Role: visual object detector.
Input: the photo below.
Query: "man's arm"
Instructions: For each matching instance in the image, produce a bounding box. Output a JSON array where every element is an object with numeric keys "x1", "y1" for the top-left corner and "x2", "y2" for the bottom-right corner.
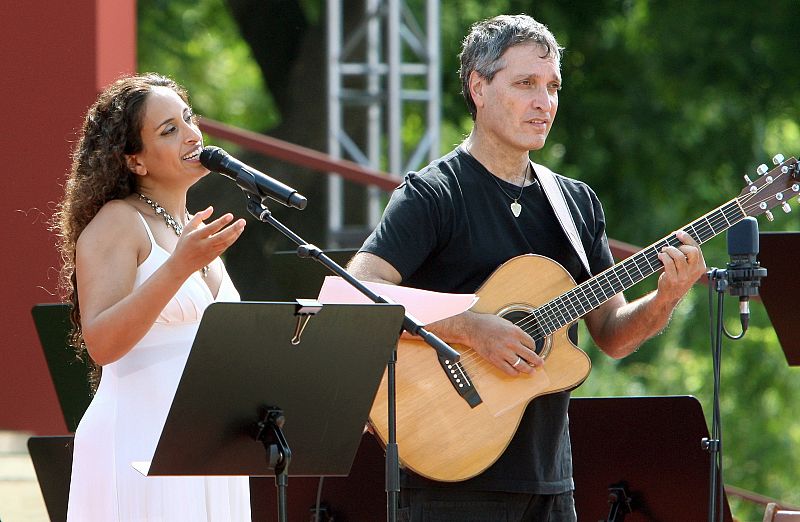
[
  {"x1": 584, "y1": 230, "x2": 706, "y2": 358},
  {"x1": 347, "y1": 252, "x2": 544, "y2": 375},
  {"x1": 347, "y1": 252, "x2": 403, "y2": 285}
]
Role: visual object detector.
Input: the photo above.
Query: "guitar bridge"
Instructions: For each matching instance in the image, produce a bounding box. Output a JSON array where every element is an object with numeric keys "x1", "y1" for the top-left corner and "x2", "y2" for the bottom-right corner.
[{"x1": 438, "y1": 356, "x2": 482, "y2": 408}]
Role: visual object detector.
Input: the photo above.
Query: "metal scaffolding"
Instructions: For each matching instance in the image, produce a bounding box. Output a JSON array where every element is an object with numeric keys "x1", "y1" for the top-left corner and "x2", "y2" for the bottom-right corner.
[{"x1": 326, "y1": 0, "x2": 440, "y2": 247}]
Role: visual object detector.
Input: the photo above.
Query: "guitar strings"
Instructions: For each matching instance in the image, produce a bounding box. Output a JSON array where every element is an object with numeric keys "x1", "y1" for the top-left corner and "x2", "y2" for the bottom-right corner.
[{"x1": 508, "y1": 181, "x2": 792, "y2": 340}]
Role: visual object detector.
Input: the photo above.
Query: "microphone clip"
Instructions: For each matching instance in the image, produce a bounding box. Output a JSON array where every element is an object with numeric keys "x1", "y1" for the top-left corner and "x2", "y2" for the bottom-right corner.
[{"x1": 724, "y1": 264, "x2": 768, "y2": 299}]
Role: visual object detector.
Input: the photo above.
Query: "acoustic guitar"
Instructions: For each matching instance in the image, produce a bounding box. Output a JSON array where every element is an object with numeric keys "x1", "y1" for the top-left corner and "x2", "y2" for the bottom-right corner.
[{"x1": 369, "y1": 155, "x2": 799, "y2": 482}]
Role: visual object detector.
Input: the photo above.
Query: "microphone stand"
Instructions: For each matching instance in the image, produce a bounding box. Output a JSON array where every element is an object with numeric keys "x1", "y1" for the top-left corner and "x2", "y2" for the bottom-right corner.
[
  {"x1": 704, "y1": 263, "x2": 766, "y2": 522},
  {"x1": 243, "y1": 193, "x2": 460, "y2": 522},
  {"x1": 704, "y1": 268, "x2": 728, "y2": 522}
]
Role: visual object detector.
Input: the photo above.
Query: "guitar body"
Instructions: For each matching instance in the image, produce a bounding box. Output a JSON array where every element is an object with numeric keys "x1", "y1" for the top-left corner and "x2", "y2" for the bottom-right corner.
[{"x1": 368, "y1": 254, "x2": 592, "y2": 482}]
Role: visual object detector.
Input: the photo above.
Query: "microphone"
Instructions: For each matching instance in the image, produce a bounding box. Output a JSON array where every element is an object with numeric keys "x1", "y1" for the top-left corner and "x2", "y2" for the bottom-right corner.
[
  {"x1": 199, "y1": 146, "x2": 307, "y2": 210},
  {"x1": 725, "y1": 217, "x2": 767, "y2": 331}
]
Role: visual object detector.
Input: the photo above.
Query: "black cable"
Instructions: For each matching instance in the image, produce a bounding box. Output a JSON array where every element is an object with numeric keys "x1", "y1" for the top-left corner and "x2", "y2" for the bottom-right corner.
[{"x1": 706, "y1": 274, "x2": 725, "y2": 522}]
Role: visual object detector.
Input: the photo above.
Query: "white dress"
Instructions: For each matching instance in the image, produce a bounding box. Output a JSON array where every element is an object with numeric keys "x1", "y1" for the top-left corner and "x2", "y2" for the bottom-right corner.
[{"x1": 66, "y1": 214, "x2": 251, "y2": 522}]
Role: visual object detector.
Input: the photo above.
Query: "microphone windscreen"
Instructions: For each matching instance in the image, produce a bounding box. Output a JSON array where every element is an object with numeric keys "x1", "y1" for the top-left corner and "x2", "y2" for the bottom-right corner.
[
  {"x1": 727, "y1": 217, "x2": 759, "y2": 256},
  {"x1": 199, "y1": 146, "x2": 227, "y2": 171}
]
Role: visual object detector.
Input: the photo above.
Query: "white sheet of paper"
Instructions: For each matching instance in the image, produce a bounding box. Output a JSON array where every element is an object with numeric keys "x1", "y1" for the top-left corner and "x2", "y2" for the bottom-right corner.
[
  {"x1": 131, "y1": 461, "x2": 151, "y2": 476},
  {"x1": 317, "y1": 276, "x2": 478, "y2": 325}
]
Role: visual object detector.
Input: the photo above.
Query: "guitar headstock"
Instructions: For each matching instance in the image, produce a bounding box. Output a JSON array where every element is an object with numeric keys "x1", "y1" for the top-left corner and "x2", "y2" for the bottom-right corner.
[{"x1": 739, "y1": 154, "x2": 800, "y2": 221}]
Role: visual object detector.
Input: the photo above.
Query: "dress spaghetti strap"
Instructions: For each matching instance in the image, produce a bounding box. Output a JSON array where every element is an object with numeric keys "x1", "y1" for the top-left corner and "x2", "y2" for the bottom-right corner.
[{"x1": 136, "y1": 212, "x2": 157, "y2": 248}]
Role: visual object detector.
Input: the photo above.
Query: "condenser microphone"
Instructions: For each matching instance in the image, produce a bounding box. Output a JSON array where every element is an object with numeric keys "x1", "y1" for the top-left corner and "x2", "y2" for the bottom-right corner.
[
  {"x1": 199, "y1": 146, "x2": 307, "y2": 210},
  {"x1": 726, "y1": 217, "x2": 767, "y2": 331}
]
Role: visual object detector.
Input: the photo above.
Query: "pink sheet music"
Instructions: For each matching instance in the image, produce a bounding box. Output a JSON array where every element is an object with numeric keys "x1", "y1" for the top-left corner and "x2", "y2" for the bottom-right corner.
[{"x1": 317, "y1": 276, "x2": 478, "y2": 325}]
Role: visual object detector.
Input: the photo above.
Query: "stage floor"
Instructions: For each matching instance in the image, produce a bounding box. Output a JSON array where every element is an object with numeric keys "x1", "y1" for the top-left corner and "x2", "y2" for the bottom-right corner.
[{"x1": 0, "y1": 430, "x2": 48, "y2": 522}]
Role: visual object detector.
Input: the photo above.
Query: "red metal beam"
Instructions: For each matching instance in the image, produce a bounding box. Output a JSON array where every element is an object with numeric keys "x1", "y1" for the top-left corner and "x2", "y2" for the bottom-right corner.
[
  {"x1": 725, "y1": 484, "x2": 800, "y2": 511},
  {"x1": 199, "y1": 118, "x2": 404, "y2": 191},
  {"x1": 608, "y1": 238, "x2": 638, "y2": 260}
]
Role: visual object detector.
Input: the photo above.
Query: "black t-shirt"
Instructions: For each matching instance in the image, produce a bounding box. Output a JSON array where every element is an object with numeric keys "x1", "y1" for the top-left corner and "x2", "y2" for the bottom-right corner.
[{"x1": 360, "y1": 146, "x2": 615, "y2": 494}]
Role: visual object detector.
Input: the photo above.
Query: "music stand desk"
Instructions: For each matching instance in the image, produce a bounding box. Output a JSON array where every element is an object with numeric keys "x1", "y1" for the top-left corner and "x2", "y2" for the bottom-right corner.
[
  {"x1": 570, "y1": 395, "x2": 732, "y2": 521},
  {"x1": 27, "y1": 435, "x2": 74, "y2": 522},
  {"x1": 759, "y1": 232, "x2": 800, "y2": 366},
  {"x1": 31, "y1": 304, "x2": 92, "y2": 433},
  {"x1": 134, "y1": 301, "x2": 404, "y2": 478}
]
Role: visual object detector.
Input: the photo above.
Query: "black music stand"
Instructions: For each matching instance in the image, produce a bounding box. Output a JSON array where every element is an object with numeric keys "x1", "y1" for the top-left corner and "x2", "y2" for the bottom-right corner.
[
  {"x1": 28, "y1": 306, "x2": 86, "y2": 522},
  {"x1": 31, "y1": 304, "x2": 92, "y2": 432},
  {"x1": 132, "y1": 301, "x2": 404, "y2": 521},
  {"x1": 569, "y1": 396, "x2": 733, "y2": 522},
  {"x1": 26, "y1": 435, "x2": 74, "y2": 522},
  {"x1": 759, "y1": 232, "x2": 800, "y2": 366}
]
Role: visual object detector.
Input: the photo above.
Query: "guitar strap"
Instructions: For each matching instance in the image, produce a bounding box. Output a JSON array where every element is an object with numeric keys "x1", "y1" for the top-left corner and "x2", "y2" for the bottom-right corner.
[{"x1": 532, "y1": 161, "x2": 593, "y2": 276}]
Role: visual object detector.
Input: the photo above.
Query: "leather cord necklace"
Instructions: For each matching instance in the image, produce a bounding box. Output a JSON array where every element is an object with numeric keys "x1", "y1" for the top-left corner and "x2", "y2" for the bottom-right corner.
[{"x1": 489, "y1": 165, "x2": 532, "y2": 218}]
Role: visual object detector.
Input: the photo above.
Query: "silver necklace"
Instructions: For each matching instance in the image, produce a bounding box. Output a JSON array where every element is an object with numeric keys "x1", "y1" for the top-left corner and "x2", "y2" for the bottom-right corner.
[
  {"x1": 490, "y1": 166, "x2": 530, "y2": 218},
  {"x1": 136, "y1": 193, "x2": 209, "y2": 277}
]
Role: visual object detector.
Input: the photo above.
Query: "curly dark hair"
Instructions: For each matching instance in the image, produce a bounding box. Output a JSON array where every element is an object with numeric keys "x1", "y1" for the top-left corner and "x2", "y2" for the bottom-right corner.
[{"x1": 51, "y1": 73, "x2": 190, "y2": 389}]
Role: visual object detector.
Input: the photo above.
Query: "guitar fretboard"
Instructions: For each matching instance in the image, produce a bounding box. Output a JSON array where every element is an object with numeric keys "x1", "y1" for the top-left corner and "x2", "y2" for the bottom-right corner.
[{"x1": 524, "y1": 198, "x2": 746, "y2": 340}]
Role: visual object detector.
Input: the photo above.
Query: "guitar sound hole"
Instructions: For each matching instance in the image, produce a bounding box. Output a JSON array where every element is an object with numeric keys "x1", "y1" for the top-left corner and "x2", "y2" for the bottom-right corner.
[{"x1": 501, "y1": 310, "x2": 546, "y2": 355}]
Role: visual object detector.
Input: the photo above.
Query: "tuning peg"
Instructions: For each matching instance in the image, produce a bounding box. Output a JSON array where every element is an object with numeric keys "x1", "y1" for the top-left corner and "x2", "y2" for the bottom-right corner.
[
  {"x1": 782, "y1": 202, "x2": 792, "y2": 213},
  {"x1": 773, "y1": 153, "x2": 785, "y2": 165},
  {"x1": 765, "y1": 210, "x2": 774, "y2": 221},
  {"x1": 744, "y1": 174, "x2": 753, "y2": 185},
  {"x1": 757, "y1": 163, "x2": 769, "y2": 176}
]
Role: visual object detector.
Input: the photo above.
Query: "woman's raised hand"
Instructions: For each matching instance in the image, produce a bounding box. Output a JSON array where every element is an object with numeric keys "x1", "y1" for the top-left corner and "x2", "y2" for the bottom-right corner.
[{"x1": 172, "y1": 206, "x2": 246, "y2": 277}]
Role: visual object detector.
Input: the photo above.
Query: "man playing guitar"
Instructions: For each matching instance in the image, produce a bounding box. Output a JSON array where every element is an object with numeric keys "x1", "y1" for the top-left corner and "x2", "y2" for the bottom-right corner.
[{"x1": 348, "y1": 14, "x2": 706, "y2": 522}]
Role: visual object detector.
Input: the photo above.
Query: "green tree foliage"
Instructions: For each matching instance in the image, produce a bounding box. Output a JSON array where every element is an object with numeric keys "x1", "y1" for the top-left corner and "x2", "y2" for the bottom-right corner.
[
  {"x1": 137, "y1": 0, "x2": 277, "y2": 130},
  {"x1": 137, "y1": 1, "x2": 800, "y2": 518}
]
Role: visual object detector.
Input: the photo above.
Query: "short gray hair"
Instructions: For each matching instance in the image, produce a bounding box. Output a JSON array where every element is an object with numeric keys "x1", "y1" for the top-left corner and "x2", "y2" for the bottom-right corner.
[{"x1": 458, "y1": 14, "x2": 564, "y2": 120}]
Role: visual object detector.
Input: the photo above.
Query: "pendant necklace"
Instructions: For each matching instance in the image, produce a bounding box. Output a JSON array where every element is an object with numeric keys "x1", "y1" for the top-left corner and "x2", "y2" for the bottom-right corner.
[
  {"x1": 490, "y1": 165, "x2": 530, "y2": 218},
  {"x1": 136, "y1": 193, "x2": 209, "y2": 277}
]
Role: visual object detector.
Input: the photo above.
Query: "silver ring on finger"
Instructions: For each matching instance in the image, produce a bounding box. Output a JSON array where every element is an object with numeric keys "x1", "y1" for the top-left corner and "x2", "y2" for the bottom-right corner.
[{"x1": 511, "y1": 356, "x2": 523, "y2": 368}]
